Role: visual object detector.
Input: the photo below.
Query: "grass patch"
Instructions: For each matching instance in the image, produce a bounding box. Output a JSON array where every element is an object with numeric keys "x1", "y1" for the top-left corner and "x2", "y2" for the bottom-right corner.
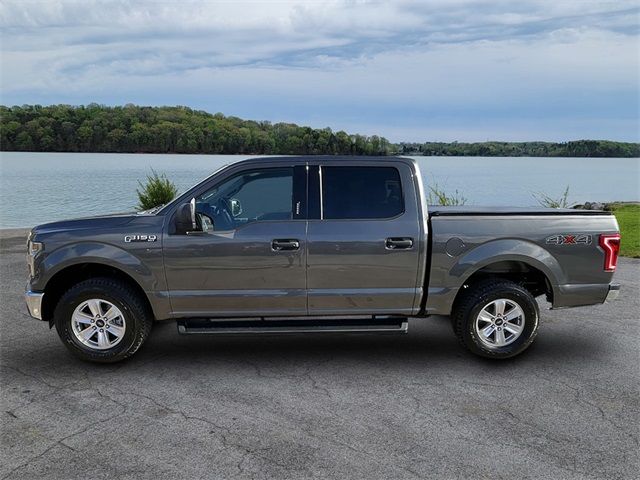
[
  {"x1": 609, "y1": 203, "x2": 640, "y2": 258},
  {"x1": 427, "y1": 182, "x2": 468, "y2": 206}
]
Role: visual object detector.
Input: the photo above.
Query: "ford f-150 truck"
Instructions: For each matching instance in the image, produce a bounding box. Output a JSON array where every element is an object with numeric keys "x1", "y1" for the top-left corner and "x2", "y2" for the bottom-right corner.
[{"x1": 25, "y1": 156, "x2": 621, "y2": 363}]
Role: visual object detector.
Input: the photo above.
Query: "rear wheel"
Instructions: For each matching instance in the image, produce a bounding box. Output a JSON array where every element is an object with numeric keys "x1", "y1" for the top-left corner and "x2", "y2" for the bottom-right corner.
[
  {"x1": 452, "y1": 279, "x2": 539, "y2": 359},
  {"x1": 54, "y1": 278, "x2": 153, "y2": 363}
]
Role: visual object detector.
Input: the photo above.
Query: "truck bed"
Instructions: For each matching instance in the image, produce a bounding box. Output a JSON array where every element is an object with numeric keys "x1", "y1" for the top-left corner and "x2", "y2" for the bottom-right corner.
[
  {"x1": 428, "y1": 206, "x2": 614, "y2": 216},
  {"x1": 425, "y1": 205, "x2": 618, "y2": 315}
]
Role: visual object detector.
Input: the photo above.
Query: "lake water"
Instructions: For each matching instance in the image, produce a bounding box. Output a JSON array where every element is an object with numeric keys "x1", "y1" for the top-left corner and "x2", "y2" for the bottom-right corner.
[{"x1": 1, "y1": 152, "x2": 638, "y2": 228}]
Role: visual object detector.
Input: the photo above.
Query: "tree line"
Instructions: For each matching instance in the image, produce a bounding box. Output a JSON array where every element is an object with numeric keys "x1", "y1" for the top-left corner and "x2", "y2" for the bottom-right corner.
[
  {"x1": 0, "y1": 104, "x2": 391, "y2": 155},
  {"x1": 1, "y1": 104, "x2": 638, "y2": 157},
  {"x1": 396, "y1": 140, "x2": 640, "y2": 158}
]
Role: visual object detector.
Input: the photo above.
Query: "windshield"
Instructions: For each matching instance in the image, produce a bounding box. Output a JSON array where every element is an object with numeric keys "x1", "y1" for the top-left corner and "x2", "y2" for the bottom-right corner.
[{"x1": 156, "y1": 161, "x2": 235, "y2": 215}]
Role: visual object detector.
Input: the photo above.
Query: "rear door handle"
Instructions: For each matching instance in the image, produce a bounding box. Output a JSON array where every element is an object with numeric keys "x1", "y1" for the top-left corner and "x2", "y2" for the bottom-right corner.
[
  {"x1": 272, "y1": 239, "x2": 300, "y2": 251},
  {"x1": 385, "y1": 237, "x2": 414, "y2": 250}
]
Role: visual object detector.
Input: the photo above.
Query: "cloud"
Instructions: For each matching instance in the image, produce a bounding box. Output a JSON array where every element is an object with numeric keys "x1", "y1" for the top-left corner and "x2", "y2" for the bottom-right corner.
[{"x1": 1, "y1": 0, "x2": 638, "y2": 141}]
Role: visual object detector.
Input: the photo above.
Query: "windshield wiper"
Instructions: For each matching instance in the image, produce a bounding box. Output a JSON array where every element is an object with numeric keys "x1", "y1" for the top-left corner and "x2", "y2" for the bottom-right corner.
[{"x1": 139, "y1": 204, "x2": 165, "y2": 214}]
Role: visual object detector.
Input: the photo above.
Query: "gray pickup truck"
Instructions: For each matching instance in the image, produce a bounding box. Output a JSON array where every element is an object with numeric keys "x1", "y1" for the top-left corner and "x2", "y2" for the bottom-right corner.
[{"x1": 25, "y1": 156, "x2": 621, "y2": 363}]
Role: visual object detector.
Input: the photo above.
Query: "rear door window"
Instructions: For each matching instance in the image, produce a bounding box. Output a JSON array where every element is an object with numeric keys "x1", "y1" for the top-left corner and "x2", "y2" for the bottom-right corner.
[{"x1": 321, "y1": 166, "x2": 404, "y2": 219}]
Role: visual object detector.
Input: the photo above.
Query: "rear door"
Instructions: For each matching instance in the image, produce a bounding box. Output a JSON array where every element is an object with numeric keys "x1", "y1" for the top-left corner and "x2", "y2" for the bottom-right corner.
[{"x1": 306, "y1": 161, "x2": 423, "y2": 315}]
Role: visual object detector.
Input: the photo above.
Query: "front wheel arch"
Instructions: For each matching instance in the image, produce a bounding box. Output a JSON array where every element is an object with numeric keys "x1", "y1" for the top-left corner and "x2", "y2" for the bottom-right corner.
[{"x1": 42, "y1": 263, "x2": 154, "y2": 325}]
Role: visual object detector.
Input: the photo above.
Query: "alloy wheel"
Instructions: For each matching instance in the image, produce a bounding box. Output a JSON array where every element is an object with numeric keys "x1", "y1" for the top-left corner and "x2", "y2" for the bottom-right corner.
[
  {"x1": 71, "y1": 299, "x2": 126, "y2": 350},
  {"x1": 474, "y1": 298, "x2": 525, "y2": 349}
]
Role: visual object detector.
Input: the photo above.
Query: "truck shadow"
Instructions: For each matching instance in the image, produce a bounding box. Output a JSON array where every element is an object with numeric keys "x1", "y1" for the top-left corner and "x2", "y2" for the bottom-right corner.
[
  {"x1": 1, "y1": 314, "x2": 607, "y2": 382},
  {"x1": 130, "y1": 316, "x2": 607, "y2": 370}
]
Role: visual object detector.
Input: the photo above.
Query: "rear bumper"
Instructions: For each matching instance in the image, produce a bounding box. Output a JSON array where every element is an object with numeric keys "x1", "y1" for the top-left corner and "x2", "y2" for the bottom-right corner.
[
  {"x1": 25, "y1": 290, "x2": 45, "y2": 320},
  {"x1": 552, "y1": 283, "x2": 619, "y2": 309},
  {"x1": 604, "y1": 284, "x2": 620, "y2": 303}
]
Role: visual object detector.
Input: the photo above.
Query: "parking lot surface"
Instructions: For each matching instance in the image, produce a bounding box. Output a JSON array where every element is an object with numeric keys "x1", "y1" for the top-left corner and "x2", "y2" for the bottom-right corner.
[{"x1": 1, "y1": 229, "x2": 638, "y2": 479}]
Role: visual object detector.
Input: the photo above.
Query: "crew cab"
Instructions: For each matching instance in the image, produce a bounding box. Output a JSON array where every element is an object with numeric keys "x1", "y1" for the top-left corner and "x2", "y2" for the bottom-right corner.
[{"x1": 25, "y1": 156, "x2": 621, "y2": 362}]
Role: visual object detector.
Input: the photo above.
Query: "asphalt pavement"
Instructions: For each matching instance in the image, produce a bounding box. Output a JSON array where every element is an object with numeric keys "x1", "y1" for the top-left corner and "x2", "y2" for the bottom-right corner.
[{"x1": 1, "y1": 229, "x2": 638, "y2": 479}]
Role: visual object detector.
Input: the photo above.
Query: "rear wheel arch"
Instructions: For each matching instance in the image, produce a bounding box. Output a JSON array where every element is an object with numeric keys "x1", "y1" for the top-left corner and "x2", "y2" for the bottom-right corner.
[
  {"x1": 42, "y1": 262, "x2": 154, "y2": 324},
  {"x1": 452, "y1": 259, "x2": 554, "y2": 314},
  {"x1": 448, "y1": 239, "x2": 563, "y2": 292}
]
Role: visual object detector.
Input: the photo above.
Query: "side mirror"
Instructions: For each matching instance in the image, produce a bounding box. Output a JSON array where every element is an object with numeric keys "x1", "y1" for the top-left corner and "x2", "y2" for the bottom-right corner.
[
  {"x1": 230, "y1": 198, "x2": 243, "y2": 217},
  {"x1": 175, "y1": 199, "x2": 196, "y2": 234},
  {"x1": 189, "y1": 197, "x2": 197, "y2": 228}
]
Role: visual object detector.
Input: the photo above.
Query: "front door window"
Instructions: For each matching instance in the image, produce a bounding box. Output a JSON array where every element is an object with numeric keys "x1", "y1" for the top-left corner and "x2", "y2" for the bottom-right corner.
[{"x1": 195, "y1": 168, "x2": 293, "y2": 231}]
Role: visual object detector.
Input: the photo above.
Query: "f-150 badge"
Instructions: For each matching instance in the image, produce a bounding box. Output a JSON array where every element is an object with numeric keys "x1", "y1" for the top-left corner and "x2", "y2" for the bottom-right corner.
[
  {"x1": 546, "y1": 234, "x2": 592, "y2": 245},
  {"x1": 124, "y1": 234, "x2": 157, "y2": 243}
]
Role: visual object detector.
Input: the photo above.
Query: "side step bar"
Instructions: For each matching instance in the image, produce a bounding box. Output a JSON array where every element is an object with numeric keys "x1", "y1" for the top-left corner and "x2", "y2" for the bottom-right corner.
[{"x1": 177, "y1": 317, "x2": 409, "y2": 335}]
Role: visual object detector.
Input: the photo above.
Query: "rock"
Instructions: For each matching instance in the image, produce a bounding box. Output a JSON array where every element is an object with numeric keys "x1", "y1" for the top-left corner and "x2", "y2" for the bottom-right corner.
[{"x1": 579, "y1": 202, "x2": 605, "y2": 210}]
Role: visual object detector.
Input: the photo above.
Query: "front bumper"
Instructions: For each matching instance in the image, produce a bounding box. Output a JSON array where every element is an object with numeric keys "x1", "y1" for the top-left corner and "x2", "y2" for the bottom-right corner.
[
  {"x1": 605, "y1": 284, "x2": 620, "y2": 303},
  {"x1": 25, "y1": 290, "x2": 45, "y2": 320}
]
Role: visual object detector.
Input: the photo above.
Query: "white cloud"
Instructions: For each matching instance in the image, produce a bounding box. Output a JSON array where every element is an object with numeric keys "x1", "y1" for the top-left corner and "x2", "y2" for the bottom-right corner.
[{"x1": 1, "y1": 0, "x2": 638, "y2": 141}]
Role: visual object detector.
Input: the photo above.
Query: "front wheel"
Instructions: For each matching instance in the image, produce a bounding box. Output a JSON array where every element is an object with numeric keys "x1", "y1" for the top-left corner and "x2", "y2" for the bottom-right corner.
[
  {"x1": 452, "y1": 279, "x2": 539, "y2": 359},
  {"x1": 54, "y1": 278, "x2": 153, "y2": 363}
]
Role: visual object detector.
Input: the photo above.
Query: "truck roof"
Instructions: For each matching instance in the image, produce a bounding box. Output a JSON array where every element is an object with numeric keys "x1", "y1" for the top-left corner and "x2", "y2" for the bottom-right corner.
[{"x1": 233, "y1": 155, "x2": 417, "y2": 165}]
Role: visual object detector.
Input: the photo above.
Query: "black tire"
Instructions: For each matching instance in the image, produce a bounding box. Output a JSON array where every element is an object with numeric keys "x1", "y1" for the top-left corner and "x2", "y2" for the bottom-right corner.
[
  {"x1": 452, "y1": 279, "x2": 539, "y2": 359},
  {"x1": 54, "y1": 277, "x2": 153, "y2": 363}
]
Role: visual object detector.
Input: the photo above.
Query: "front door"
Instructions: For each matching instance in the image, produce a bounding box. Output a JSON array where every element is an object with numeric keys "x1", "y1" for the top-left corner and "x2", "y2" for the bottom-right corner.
[
  {"x1": 306, "y1": 162, "x2": 422, "y2": 316},
  {"x1": 163, "y1": 164, "x2": 307, "y2": 317}
]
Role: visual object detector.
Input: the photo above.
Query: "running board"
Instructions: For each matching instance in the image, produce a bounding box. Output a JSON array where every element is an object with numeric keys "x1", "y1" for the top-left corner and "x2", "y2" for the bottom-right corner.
[{"x1": 177, "y1": 317, "x2": 409, "y2": 335}]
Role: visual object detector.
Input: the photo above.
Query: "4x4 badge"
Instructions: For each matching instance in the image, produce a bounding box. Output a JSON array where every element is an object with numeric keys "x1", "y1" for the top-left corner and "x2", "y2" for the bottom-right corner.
[{"x1": 546, "y1": 234, "x2": 592, "y2": 245}]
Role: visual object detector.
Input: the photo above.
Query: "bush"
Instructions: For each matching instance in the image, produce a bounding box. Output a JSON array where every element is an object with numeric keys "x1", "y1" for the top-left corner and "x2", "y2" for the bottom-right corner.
[
  {"x1": 427, "y1": 182, "x2": 468, "y2": 206},
  {"x1": 136, "y1": 170, "x2": 178, "y2": 210},
  {"x1": 532, "y1": 185, "x2": 571, "y2": 208}
]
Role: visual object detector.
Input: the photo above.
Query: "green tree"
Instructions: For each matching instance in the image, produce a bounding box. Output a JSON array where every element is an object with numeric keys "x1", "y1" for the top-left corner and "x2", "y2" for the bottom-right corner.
[
  {"x1": 136, "y1": 170, "x2": 178, "y2": 210},
  {"x1": 15, "y1": 131, "x2": 34, "y2": 150}
]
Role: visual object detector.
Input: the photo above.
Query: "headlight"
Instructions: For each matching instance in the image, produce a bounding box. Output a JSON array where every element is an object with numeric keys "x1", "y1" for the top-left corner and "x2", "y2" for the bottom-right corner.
[
  {"x1": 28, "y1": 240, "x2": 44, "y2": 256},
  {"x1": 27, "y1": 240, "x2": 44, "y2": 277}
]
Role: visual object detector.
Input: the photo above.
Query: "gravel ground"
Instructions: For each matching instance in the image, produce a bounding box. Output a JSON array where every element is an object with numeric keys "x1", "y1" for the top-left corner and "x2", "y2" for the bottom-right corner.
[{"x1": 1, "y1": 229, "x2": 638, "y2": 479}]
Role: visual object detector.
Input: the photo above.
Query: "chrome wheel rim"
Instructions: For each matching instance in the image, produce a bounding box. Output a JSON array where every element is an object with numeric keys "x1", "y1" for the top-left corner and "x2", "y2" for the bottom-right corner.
[
  {"x1": 71, "y1": 299, "x2": 126, "y2": 350},
  {"x1": 474, "y1": 299, "x2": 525, "y2": 349}
]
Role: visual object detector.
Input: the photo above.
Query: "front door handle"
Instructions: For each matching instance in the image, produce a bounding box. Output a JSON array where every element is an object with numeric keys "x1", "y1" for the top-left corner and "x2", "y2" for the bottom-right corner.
[
  {"x1": 272, "y1": 239, "x2": 300, "y2": 251},
  {"x1": 385, "y1": 237, "x2": 414, "y2": 250}
]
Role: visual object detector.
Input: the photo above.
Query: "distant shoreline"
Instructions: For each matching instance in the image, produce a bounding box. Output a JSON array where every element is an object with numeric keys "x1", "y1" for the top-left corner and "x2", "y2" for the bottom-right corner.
[
  {"x1": 1, "y1": 151, "x2": 639, "y2": 159},
  {"x1": 2, "y1": 104, "x2": 639, "y2": 158},
  {"x1": 0, "y1": 228, "x2": 30, "y2": 239}
]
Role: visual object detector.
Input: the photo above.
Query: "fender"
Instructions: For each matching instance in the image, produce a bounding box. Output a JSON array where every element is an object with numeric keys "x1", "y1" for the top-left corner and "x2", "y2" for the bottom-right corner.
[
  {"x1": 36, "y1": 241, "x2": 158, "y2": 293},
  {"x1": 450, "y1": 238, "x2": 565, "y2": 293}
]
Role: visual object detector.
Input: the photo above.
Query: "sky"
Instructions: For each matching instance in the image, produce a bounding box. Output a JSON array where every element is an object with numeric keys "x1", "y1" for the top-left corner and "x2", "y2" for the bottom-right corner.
[{"x1": 1, "y1": 0, "x2": 639, "y2": 142}]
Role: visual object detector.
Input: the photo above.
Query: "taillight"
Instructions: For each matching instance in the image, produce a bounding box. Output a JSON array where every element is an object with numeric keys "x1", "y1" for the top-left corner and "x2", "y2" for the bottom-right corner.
[{"x1": 599, "y1": 234, "x2": 620, "y2": 272}]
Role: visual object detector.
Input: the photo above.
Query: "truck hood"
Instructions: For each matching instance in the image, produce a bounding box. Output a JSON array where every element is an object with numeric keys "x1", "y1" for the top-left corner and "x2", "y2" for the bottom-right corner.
[{"x1": 31, "y1": 212, "x2": 145, "y2": 235}]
